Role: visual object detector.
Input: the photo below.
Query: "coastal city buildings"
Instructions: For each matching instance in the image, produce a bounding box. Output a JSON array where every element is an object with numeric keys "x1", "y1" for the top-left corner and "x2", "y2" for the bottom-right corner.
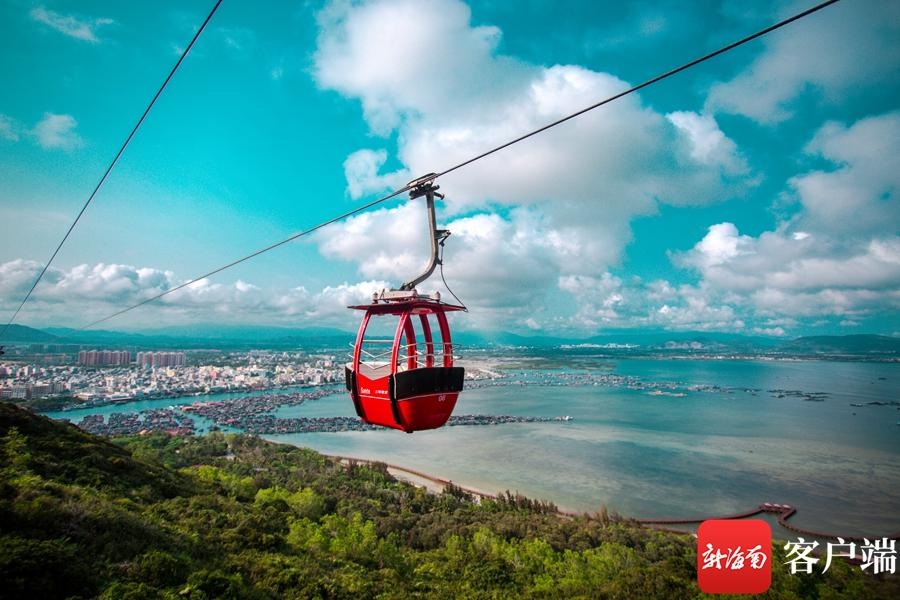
[
  {"x1": 76, "y1": 349, "x2": 186, "y2": 367},
  {"x1": 136, "y1": 351, "x2": 185, "y2": 368},
  {"x1": 78, "y1": 350, "x2": 132, "y2": 366},
  {"x1": 0, "y1": 350, "x2": 343, "y2": 403}
]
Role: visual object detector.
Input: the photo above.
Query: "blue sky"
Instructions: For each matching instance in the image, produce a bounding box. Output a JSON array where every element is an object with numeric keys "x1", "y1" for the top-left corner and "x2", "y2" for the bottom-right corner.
[{"x1": 1, "y1": 0, "x2": 898, "y2": 338}]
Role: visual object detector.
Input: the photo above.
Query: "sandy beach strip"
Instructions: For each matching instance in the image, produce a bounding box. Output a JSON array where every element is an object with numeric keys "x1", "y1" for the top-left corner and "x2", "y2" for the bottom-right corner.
[{"x1": 325, "y1": 453, "x2": 498, "y2": 500}]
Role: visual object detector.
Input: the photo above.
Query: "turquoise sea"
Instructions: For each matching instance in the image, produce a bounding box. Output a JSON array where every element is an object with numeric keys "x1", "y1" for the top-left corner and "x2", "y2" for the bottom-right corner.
[{"x1": 45, "y1": 357, "x2": 900, "y2": 539}]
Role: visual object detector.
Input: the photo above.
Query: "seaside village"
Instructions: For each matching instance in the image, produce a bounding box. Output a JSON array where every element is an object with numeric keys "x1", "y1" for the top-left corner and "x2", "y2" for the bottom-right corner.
[
  {"x1": 0, "y1": 348, "x2": 345, "y2": 404},
  {"x1": 0, "y1": 346, "x2": 529, "y2": 437}
]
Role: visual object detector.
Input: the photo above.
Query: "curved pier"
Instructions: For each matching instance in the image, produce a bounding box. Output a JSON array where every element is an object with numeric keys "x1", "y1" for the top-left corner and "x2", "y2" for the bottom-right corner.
[{"x1": 637, "y1": 502, "x2": 900, "y2": 542}]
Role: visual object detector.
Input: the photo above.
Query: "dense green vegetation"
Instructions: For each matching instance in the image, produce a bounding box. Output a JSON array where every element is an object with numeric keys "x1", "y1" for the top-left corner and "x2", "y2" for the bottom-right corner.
[
  {"x1": 1, "y1": 401, "x2": 895, "y2": 599},
  {"x1": 9, "y1": 395, "x2": 86, "y2": 412}
]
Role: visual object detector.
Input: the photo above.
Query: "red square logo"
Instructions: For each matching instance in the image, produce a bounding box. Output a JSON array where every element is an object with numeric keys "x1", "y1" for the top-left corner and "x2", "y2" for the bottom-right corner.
[{"x1": 697, "y1": 519, "x2": 772, "y2": 594}]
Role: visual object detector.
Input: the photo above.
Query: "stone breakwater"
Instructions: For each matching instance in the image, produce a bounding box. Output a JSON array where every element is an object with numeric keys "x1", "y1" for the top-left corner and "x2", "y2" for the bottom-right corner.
[
  {"x1": 64, "y1": 386, "x2": 572, "y2": 436},
  {"x1": 71, "y1": 410, "x2": 571, "y2": 437},
  {"x1": 204, "y1": 413, "x2": 569, "y2": 435}
]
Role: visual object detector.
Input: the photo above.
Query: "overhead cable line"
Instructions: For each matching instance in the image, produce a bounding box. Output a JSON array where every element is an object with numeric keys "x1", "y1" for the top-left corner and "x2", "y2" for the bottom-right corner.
[
  {"x1": 0, "y1": 0, "x2": 224, "y2": 342},
  {"x1": 77, "y1": 186, "x2": 413, "y2": 331},
  {"x1": 71, "y1": 0, "x2": 839, "y2": 332},
  {"x1": 432, "y1": 0, "x2": 840, "y2": 181}
]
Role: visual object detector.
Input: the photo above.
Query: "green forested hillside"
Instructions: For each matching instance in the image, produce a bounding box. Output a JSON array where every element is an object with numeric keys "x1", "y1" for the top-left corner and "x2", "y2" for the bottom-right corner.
[{"x1": 0, "y1": 402, "x2": 894, "y2": 599}]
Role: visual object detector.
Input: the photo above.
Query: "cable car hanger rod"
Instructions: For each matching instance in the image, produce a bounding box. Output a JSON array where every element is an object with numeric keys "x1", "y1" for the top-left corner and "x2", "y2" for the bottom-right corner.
[{"x1": 399, "y1": 174, "x2": 449, "y2": 293}]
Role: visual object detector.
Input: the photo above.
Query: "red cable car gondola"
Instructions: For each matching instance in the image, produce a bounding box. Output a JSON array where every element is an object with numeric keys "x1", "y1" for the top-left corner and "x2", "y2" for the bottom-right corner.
[{"x1": 345, "y1": 176, "x2": 465, "y2": 432}]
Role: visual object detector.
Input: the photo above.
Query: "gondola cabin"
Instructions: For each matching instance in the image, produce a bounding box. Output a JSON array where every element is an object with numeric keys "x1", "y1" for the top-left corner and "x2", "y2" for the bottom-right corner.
[{"x1": 345, "y1": 292, "x2": 465, "y2": 432}]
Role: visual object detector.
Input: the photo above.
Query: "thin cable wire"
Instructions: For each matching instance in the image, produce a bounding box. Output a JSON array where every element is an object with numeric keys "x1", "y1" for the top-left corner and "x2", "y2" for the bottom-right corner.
[
  {"x1": 78, "y1": 185, "x2": 413, "y2": 331},
  {"x1": 0, "y1": 0, "x2": 224, "y2": 342},
  {"x1": 69, "y1": 0, "x2": 837, "y2": 332},
  {"x1": 433, "y1": 0, "x2": 839, "y2": 181}
]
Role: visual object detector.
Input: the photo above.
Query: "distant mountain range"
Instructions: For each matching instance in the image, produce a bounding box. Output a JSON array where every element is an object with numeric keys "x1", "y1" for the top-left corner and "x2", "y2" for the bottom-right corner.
[
  {"x1": 457, "y1": 331, "x2": 899, "y2": 355},
  {"x1": 2, "y1": 323, "x2": 897, "y2": 356},
  {"x1": 0, "y1": 324, "x2": 59, "y2": 343},
  {"x1": 453, "y1": 330, "x2": 784, "y2": 350},
  {"x1": 26, "y1": 324, "x2": 354, "y2": 349},
  {"x1": 777, "y1": 334, "x2": 900, "y2": 354}
]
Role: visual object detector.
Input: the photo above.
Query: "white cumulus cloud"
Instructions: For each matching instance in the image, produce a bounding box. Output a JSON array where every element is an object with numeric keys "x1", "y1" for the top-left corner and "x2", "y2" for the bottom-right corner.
[
  {"x1": 649, "y1": 286, "x2": 744, "y2": 332},
  {"x1": 789, "y1": 112, "x2": 900, "y2": 237},
  {"x1": 0, "y1": 259, "x2": 389, "y2": 330},
  {"x1": 706, "y1": 0, "x2": 900, "y2": 123},
  {"x1": 311, "y1": 0, "x2": 752, "y2": 329},
  {"x1": 666, "y1": 111, "x2": 747, "y2": 174},
  {"x1": 673, "y1": 110, "x2": 900, "y2": 324},
  {"x1": 30, "y1": 6, "x2": 114, "y2": 43},
  {"x1": 32, "y1": 113, "x2": 83, "y2": 151},
  {"x1": 681, "y1": 225, "x2": 900, "y2": 300},
  {"x1": 343, "y1": 149, "x2": 410, "y2": 200}
]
